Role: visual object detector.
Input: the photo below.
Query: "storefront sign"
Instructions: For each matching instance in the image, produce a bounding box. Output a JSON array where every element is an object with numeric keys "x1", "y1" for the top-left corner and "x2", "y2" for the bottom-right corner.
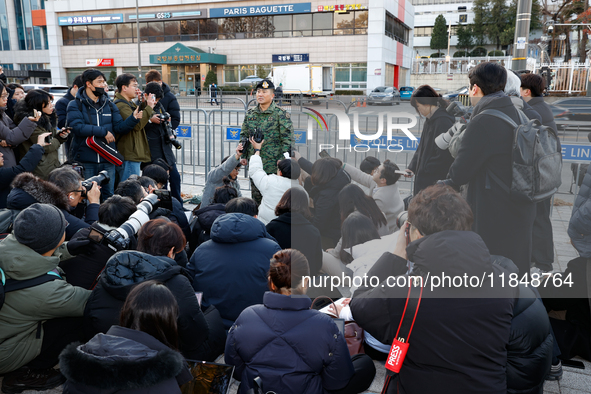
[
  {"x1": 374, "y1": 68, "x2": 381, "y2": 75},
  {"x1": 86, "y1": 59, "x2": 114, "y2": 67},
  {"x1": 272, "y1": 54, "x2": 309, "y2": 63},
  {"x1": 127, "y1": 10, "x2": 205, "y2": 21},
  {"x1": 317, "y1": 4, "x2": 367, "y2": 12},
  {"x1": 58, "y1": 14, "x2": 123, "y2": 26},
  {"x1": 210, "y1": 3, "x2": 311, "y2": 18}
]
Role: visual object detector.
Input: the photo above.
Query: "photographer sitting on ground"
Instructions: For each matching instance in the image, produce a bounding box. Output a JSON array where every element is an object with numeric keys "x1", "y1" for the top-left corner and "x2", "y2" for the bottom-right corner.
[
  {"x1": 84, "y1": 219, "x2": 225, "y2": 361},
  {"x1": 59, "y1": 195, "x2": 138, "y2": 289},
  {"x1": 188, "y1": 179, "x2": 238, "y2": 256},
  {"x1": 7, "y1": 169, "x2": 100, "y2": 240},
  {"x1": 248, "y1": 136, "x2": 300, "y2": 224},
  {"x1": 0, "y1": 204, "x2": 92, "y2": 393},
  {"x1": 200, "y1": 143, "x2": 246, "y2": 208}
]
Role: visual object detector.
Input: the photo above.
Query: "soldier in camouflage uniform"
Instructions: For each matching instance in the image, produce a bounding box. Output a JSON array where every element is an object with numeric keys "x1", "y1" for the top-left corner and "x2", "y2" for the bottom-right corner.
[{"x1": 240, "y1": 79, "x2": 294, "y2": 205}]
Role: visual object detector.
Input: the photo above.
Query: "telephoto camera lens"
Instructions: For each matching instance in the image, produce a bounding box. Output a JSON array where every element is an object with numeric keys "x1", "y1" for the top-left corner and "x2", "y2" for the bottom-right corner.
[{"x1": 82, "y1": 170, "x2": 111, "y2": 191}]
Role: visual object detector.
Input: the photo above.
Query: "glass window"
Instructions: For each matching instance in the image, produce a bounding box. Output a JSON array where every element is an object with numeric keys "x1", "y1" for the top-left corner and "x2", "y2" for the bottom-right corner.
[
  {"x1": 334, "y1": 12, "x2": 354, "y2": 35},
  {"x1": 164, "y1": 21, "x2": 180, "y2": 41},
  {"x1": 0, "y1": 0, "x2": 10, "y2": 50},
  {"x1": 273, "y1": 15, "x2": 292, "y2": 31},
  {"x1": 117, "y1": 23, "x2": 135, "y2": 43},
  {"x1": 293, "y1": 14, "x2": 311, "y2": 36},
  {"x1": 313, "y1": 12, "x2": 332, "y2": 36},
  {"x1": 199, "y1": 19, "x2": 217, "y2": 40},
  {"x1": 224, "y1": 65, "x2": 239, "y2": 83},
  {"x1": 102, "y1": 24, "x2": 117, "y2": 44},
  {"x1": 355, "y1": 11, "x2": 368, "y2": 28},
  {"x1": 87, "y1": 24, "x2": 102, "y2": 45},
  {"x1": 181, "y1": 19, "x2": 199, "y2": 37},
  {"x1": 72, "y1": 25, "x2": 87, "y2": 45},
  {"x1": 251, "y1": 16, "x2": 272, "y2": 38}
]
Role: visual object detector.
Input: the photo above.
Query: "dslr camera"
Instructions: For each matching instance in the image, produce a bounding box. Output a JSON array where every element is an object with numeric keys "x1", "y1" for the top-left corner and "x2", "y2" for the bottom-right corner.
[
  {"x1": 157, "y1": 112, "x2": 182, "y2": 150},
  {"x1": 434, "y1": 101, "x2": 472, "y2": 150},
  {"x1": 238, "y1": 128, "x2": 264, "y2": 154},
  {"x1": 87, "y1": 194, "x2": 159, "y2": 251},
  {"x1": 81, "y1": 170, "x2": 111, "y2": 193}
]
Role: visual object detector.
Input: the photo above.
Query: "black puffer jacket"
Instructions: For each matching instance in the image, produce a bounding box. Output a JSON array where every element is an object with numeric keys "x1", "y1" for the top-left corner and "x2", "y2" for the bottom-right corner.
[
  {"x1": 298, "y1": 157, "x2": 351, "y2": 247},
  {"x1": 493, "y1": 256, "x2": 553, "y2": 394},
  {"x1": 188, "y1": 203, "x2": 226, "y2": 255},
  {"x1": 60, "y1": 325, "x2": 192, "y2": 394},
  {"x1": 84, "y1": 251, "x2": 209, "y2": 360}
]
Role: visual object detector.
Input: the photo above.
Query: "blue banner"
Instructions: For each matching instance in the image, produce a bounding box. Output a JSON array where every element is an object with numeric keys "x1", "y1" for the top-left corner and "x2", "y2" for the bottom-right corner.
[
  {"x1": 226, "y1": 127, "x2": 241, "y2": 141},
  {"x1": 210, "y1": 3, "x2": 311, "y2": 18},
  {"x1": 562, "y1": 144, "x2": 591, "y2": 161},
  {"x1": 58, "y1": 14, "x2": 123, "y2": 26},
  {"x1": 350, "y1": 135, "x2": 420, "y2": 151},
  {"x1": 177, "y1": 126, "x2": 192, "y2": 139},
  {"x1": 273, "y1": 54, "x2": 309, "y2": 63}
]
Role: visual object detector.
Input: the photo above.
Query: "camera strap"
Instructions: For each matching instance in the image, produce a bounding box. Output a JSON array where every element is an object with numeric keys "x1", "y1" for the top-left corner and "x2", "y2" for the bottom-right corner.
[{"x1": 381, "y1": 279, "x2": 423, "y2": 394}]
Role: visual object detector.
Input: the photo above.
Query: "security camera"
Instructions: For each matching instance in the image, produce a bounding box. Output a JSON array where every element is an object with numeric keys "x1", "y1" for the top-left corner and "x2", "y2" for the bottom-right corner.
[{"x1": 547, "y1": 25, "x2": 554, "y2": 34}]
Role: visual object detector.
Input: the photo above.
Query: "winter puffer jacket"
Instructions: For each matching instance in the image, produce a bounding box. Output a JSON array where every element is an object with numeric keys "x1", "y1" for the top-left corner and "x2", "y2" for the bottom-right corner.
[
  {"x1": 13, "y1": 102, "x2": 66, "y2": 179},
  {"x1": 6, "y1": 172, "x2": 99, "y2": 240},
  {"x1": 60, "y1": 325, "x2": 192, "y2": 394},
  {"x1": 0, "y1": 109, "x2": 36, "y2": 168},
  {"x1": 188, "y1": 203, "x2": 226, "y2": 255},
  {"x1": 187, "y1": 213, "x2": 281, "y2": 329},
  {"x1": 84, "y1": 251, "x2": 209, "y2": 360},
  {"x1": 0, "y1": 144, "x2": 43, "y2": 208},
  {"x1": 569, "y1": 164, "x2": 591, "y2": 257},
  {"x1": 248, "y1": 154, "x2": 292, "y2": 224},
  {"x1": 66, "y1": 89, "x2": 138, "y2": 164},
  {"x1": 225, "y1": 292, "x2": 354, "y2": 394}
]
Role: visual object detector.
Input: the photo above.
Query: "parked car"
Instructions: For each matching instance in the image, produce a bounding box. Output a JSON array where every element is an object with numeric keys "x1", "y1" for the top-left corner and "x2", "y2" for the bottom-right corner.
[
  {"x1": 551, "y1": 97, "x2": 591, "y2": 122},
  {"x1": 367, "y1": 86, "x2": 401, "y2": 105},
  {"x1": 21, "y1": 84, "x2": 70, "y2": 100},
  {"x1": 399, "y1": 86, "x2": 414, "y2": 100},
  {"x1": 239, "y1": 75, "x2": 264, "y2": 87},
  {"x1": 443, "y1": 86, "x2": 469, "y2": 101}
]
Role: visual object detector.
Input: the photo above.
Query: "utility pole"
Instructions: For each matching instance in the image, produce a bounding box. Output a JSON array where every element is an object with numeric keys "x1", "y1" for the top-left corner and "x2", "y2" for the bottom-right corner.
[
  {"x1": 136, "y1": 0, "x2": 142, "y2": 87},
  {"x1": 512, "y1": 0, "x2": 532, "y2": 70}
]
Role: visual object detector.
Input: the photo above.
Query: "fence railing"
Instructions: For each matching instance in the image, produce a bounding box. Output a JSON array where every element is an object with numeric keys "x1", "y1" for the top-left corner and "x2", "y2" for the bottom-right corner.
[
  {"x1": 412, "y1": 56, "x2": 513, "y2": 74},
  {"x1": 534, "y1": 62, "x2": 590, "y2": 94}
]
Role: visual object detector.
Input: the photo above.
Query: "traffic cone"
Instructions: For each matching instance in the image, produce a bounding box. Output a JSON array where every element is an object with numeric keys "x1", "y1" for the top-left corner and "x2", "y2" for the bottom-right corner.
[
  {"x1": 357, "y1": 100, "x2": 361, "y2": 107},
  {"x1": 362, "y1": 98, "x2": 366, "y2": 107}
]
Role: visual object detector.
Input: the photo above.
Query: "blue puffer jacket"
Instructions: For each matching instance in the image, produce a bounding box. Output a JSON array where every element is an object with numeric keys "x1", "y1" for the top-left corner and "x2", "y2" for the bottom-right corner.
[
  {"x1": 225, "y1": 292, "x2": 354, "y2": 394},
  {"x1": 187, "y1": 213, "x2": 281, "y2": 329},
  {"x1": 66, "y1": 89, "x2": 139, "y2": 163},
  {"x1": 569, "y1": 164, "x2": 591, "y2": 257}
]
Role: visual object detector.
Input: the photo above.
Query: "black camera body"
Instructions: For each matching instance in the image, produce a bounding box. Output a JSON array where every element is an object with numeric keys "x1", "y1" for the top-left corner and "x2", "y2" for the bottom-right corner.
[
  {"x1": 82, "y1": 170, "x2": 111, "y2": 192},
  {"x1": 238, "y1": 128, "x2": 264, "y2": 154},
  {"x1": 157, "y1": 112, "x2": 182, "y2": 150},
  {"x1": 44, "y1": 134, "x2": 53, "y2": 144},
  {"x1": 153, "y1": 189, "x2": 173, "y2": 211}
]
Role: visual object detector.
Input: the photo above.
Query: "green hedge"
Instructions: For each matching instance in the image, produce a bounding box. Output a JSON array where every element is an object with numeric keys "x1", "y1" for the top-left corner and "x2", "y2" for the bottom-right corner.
[
  {"x1": 488, "y1": 50, "x2": 504, "y2": 56},
  {"x1": 430, "y1": 52, "x2": 445, "y2": 58},
  {"x1": 335, "y1": 90, "x2": 365, "y2": 95},
  {"x1": 217, "y1": 86, "x2": 249, "y2": 92},
  {"x1": 453, "y1": 51, "x2": 469, "y2": 57},
  {"x1": 470, "y1": 47, "x2": 487, "y2": 56}
]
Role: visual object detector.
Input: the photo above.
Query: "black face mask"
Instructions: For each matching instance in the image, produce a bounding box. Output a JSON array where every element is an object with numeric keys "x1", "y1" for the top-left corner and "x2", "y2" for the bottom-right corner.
[{"x1": 93, "y1": 87, "x2": 106, "y2": 97}]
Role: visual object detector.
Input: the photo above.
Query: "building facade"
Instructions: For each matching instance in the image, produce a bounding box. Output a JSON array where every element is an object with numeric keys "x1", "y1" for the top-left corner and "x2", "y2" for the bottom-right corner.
[
  {"x1": 0, "y1": 0, "x2": 51, "y2": 83},
  {"x1": 36, "y1": 0, "x2": 413, "y2": 94}
]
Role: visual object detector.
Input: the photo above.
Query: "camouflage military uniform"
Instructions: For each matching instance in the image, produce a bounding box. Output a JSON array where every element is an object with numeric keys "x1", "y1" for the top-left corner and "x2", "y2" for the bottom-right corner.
[{"x1": 241, "y1": 100, "x2": 294, "y2": 204}]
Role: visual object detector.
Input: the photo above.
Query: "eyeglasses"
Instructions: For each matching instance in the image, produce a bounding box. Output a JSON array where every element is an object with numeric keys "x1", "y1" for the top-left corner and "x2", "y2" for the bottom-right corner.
[{"x1": 0, "y1": 94, "x2": 8, "y2": 99}]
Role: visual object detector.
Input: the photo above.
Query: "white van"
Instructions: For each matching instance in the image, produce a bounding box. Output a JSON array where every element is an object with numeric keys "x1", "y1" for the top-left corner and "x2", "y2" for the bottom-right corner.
[{"x1": 21, "y1": 84, "x2": 70, "y2": 100}]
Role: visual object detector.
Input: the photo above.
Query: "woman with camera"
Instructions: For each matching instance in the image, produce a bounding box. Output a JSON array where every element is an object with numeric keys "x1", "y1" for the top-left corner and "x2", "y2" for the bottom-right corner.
[
  {"x1": 225, "y1": 249, "x2": 376, "y2": 394},
  {"x1": 60, "y1": 280, "x2": 193, "y2": 393},
  {"x1": 406, "y1": 85, "x2": 455, "y2": 195},
  {"x1": 13, "y1": 89, "x2": 70, "y2": 179}
]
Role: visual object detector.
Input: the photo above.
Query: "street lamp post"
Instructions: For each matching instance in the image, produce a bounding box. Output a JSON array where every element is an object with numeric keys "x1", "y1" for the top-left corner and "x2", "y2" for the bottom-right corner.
[{"x1": 136, "y1": 0, "x2": 142, "y2": 87}]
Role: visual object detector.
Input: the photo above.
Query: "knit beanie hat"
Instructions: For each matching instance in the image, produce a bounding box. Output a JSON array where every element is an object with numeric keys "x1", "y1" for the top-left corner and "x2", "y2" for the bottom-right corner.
[{"x1": 14, "y1": 203, "x2": 67, "y2": 255}]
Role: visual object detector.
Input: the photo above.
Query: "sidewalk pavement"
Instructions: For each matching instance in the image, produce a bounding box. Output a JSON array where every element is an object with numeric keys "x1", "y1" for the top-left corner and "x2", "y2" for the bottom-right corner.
[{"x1": 1, "y1": 191, "x2": 589, "y2": 394}]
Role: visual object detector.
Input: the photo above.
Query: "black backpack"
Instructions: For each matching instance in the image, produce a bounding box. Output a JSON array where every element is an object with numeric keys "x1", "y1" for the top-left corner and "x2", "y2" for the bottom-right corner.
[
  {"x1": 479, "y1": 109, "x2": 563, "y2": 202},
  {"x1": 0, "y1": 270, "x2": 59, "y2": 310}
]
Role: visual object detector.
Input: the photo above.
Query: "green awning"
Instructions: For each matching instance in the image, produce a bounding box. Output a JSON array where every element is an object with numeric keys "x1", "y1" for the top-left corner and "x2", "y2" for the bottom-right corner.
[{"x1": 149, "y1": 43, "x2": 226, "y2": 65}]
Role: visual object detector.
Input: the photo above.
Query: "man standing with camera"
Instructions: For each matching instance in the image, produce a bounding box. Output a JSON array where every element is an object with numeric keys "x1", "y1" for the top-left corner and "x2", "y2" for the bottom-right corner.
[
  {"x1": 144, "y1": 72, "x2": 182, "y2": 202},
  {"x1": 113, "y1": 73, "x2": 154, "y2": 182},
  {"x1": 240, "y1": 79, "x2": 293, "y2": 205}
]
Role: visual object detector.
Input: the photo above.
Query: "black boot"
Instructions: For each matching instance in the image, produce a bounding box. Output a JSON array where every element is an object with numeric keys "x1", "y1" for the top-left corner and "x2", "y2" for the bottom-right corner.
[{"x1": 1, "y1": 367, "x2": 65, "y2": 393}]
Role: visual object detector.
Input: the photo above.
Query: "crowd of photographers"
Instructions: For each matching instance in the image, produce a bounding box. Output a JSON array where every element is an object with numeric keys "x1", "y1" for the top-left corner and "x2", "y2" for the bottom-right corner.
[{"x1": 0, "y1": 62, "x2": 589, "y2": 394}]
